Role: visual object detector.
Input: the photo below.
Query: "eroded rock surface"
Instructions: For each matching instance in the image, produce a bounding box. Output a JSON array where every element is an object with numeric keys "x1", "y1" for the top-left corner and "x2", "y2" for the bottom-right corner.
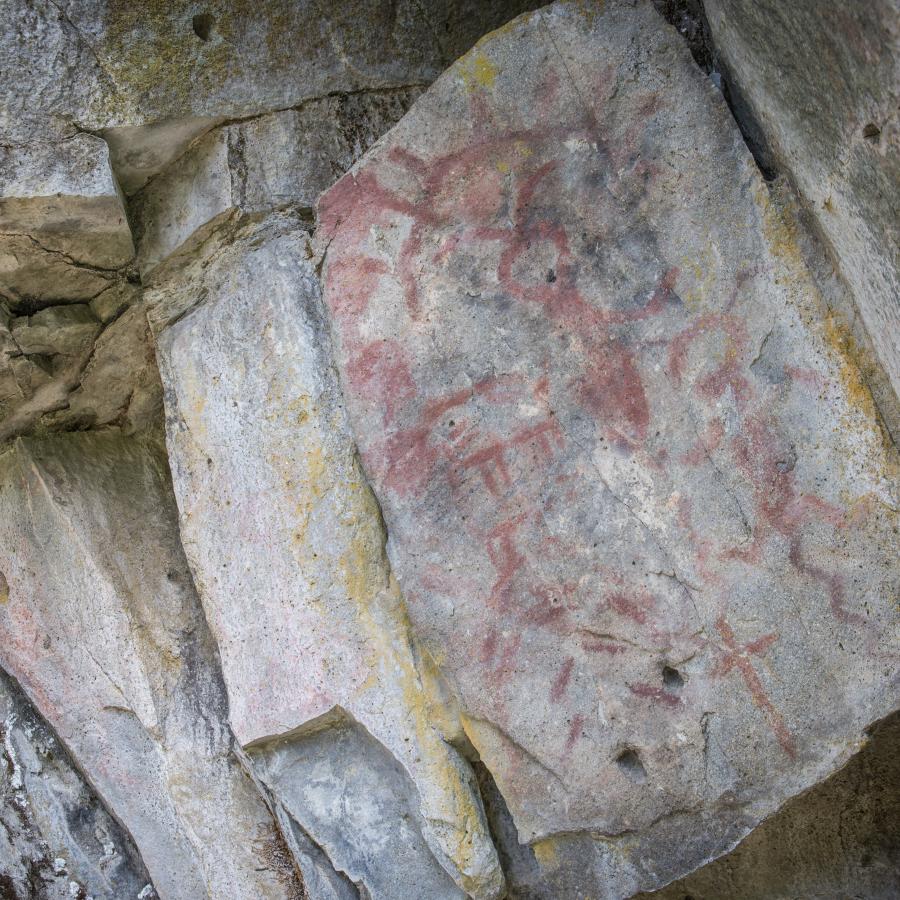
[
  {"x1": 0, "y1": 668, "x2": 152, "y2": 900},
  {"x1": 319, "y1": 1, "x2": 898, "y2": 892},
  {"x1": 0, "y1": 288, "x2": 162, "y2": 446},
  {"x1": 2, "y1": 0, "x2": 541, "y2": 190}
]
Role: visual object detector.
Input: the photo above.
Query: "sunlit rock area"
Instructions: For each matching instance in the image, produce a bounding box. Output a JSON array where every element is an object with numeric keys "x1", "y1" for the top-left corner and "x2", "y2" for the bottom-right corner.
[{"x1": 0, "y1": 1, "x2": 897, "y2": 898}]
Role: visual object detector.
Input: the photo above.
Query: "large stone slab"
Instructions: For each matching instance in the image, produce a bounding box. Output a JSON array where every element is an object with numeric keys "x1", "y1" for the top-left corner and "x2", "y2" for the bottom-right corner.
[
  {"x1": 0, "y1": 432, "x2": 301, "y2": 899},
  {"x1": 704, "y1": 0, "x2": 900, "y2": 400},
  {"x1": 319, "y1": 1, "x2": 899, "y2": 893},
  {"x1": 642, "y1": 709, "x2": 900, "y2": 900},
  {"x1": 151, "y1": 214, "x2": 502, "y2": 899}
]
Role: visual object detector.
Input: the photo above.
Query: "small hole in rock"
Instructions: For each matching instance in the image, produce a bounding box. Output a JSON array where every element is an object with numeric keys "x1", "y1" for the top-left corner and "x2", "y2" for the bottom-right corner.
[
  {"x1": 615, "y1": 747, "x2": 647, "y2": 783},
  {"x1": 547, "y1": 268, "x2": 557, "y2": 283},
  {"x1": 192, "y1": 13, "x2": 214, "y2": 41},
  {"x1": 662, "y1": 665, "x2": 684, "y2": 691},
  {"x1": 862, "y1": 122, "x2": 881, "y2": 142}
]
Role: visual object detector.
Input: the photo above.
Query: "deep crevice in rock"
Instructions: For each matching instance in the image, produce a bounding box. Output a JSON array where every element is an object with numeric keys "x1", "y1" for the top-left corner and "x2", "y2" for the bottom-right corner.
[{"x1": 653, "y1": 0, "x2": 777, "y2": 179}]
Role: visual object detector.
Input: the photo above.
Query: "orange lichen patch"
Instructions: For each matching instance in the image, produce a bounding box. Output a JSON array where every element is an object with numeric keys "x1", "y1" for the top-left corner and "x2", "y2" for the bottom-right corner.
[{"x1": 335, "y1": 482, "x2": 494, "y2": 892}]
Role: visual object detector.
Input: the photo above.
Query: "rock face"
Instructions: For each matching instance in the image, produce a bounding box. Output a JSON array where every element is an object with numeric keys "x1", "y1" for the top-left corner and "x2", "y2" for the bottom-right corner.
[
  {"x1": 2, "y1": 0, "x2": 540, "y2": 190},
  {"x1": 319, "y1": 1, "x2": 898, "y2": 892},
  {"x1": 152, "y1": 214, "x2": 501, "y2": 899},
  {"x1": 703, "y1": 0, "x2": 900, "y2": 400},
  {"x1": 1, "y1": 1, "x2": 898, "y2": 898},
  {"x1": 0, "y1": 433, "x2": 302, "y2": 899}
]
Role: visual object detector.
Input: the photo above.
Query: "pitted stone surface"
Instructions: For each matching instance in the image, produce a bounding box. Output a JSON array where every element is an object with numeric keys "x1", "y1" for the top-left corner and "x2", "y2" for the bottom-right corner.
[
  {"x1": 152, "y1": 215, "x2": 502, "y2": 899},
  {"x1": 0, "y1": 433, "x2": 300, "y2": 900},
  {"x1": 319, "y1": 1, "x2": 898, "y2": 892}
]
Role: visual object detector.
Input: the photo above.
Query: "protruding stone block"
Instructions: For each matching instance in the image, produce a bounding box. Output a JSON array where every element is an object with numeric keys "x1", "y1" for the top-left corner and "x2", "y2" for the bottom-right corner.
[{"x1": 0, "y1": 134, "x2": 133, "y2": 273}]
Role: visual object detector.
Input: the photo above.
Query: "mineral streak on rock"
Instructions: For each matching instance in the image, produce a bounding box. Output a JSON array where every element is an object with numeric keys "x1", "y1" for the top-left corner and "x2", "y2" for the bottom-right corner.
[{"x1": 319, "y1": 0, "x2": 898, "y2": 891}]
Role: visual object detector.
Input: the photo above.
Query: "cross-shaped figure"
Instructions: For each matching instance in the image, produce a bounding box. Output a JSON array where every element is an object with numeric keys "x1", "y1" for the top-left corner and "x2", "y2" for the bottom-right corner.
[{"x1": 713, "y1": 616, "x2": 796, "y2": 757}]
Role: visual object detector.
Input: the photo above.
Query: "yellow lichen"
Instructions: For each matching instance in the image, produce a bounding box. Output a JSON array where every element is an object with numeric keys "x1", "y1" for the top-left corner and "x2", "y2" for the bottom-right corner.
[
  {"x1": 822, "y1": 314, "x2": 878, "y2": 423},
  {"x1": 459, "y1": 52, "x2": 500, "y2": 92},
  {"x1": 532, "y1": 836, "x2": 561, "y2": 868},
  {"x1": 755, "y1": 181, "x2": 807, "y2": 276}
]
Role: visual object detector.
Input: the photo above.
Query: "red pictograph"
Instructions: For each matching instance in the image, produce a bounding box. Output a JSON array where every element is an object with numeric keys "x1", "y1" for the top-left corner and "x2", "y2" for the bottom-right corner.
[
  {"x1": 712, "y1": 616, "x2": 796, "y2": 757},
  {"x1": 319, "y1": 73, "x2": 870, "y2": 769}
]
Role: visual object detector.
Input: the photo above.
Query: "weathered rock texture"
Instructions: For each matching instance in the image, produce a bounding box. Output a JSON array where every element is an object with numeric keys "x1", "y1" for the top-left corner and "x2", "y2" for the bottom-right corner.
[
  {"x1": 132, "y1": 90, "x2": 422, "y2": 274},
  {"x1": 0, "y1": 433, "x2": 302, "y2": 898},
  {"x1": 151, "y1": 215, "x2": 501, "y2": 899},
  {"x1": 1, "y1": 1, "x2": 898, "y2": 898},
  {"x1": 0, "y1": 668, "x2": 152, "y2": 899}
]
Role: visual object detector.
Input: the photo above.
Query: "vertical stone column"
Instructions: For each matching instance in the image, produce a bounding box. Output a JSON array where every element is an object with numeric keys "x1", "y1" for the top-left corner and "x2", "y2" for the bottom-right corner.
[{"x1": 151, "y1": 214, "x2": 503, "y2": 899}]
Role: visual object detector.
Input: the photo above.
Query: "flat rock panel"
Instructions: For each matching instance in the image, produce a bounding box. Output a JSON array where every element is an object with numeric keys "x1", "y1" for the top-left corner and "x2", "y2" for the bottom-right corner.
[{"x1": 319, "y1": 1, "x2": 899, "y2": 893}]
